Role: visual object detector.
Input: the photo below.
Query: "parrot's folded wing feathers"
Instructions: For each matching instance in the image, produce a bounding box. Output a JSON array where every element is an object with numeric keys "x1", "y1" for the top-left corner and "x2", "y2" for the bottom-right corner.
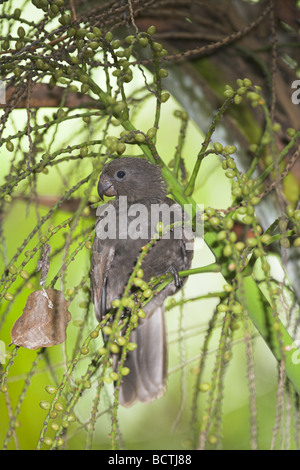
[{"x1": 90, "y1": 235, "x2": 115, "y2": 321}]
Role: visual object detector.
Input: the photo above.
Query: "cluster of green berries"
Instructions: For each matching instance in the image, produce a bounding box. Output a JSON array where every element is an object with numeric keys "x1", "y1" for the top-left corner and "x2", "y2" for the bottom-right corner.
[
  {"x1": 39, "y1": 383, "x2": 76, "y2": 447},
  {"x1": 224, "y1": 78, "x2": 265, "y2": 107}
]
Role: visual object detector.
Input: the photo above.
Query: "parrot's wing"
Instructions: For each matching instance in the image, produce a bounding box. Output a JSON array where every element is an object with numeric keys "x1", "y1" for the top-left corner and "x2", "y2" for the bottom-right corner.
[{"x1": 90, "y1": 234, "x2": 115, "y2": 321}]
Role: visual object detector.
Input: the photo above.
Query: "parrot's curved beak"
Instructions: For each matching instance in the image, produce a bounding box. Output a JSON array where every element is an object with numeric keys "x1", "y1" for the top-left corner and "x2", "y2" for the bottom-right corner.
[{"x1": 98, "y1": 174, "x2": 117, "y2": 199}]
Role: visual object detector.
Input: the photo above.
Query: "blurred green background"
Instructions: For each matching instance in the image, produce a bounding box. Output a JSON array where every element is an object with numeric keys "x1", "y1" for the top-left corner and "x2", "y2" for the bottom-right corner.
[{"x1": 0, "y1": 0, "x2": 285, "y2": 450}]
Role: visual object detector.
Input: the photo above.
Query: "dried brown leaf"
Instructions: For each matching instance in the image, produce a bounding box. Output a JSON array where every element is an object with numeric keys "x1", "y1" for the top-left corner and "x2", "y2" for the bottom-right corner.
[{"x1": 11, "y1": 289, "x2": 71, "y2": 350}]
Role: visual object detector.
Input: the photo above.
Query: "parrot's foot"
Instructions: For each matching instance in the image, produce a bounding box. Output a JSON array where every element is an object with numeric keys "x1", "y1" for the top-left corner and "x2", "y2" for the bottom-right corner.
[{"x1": 166, "y1": 265, "x2": 182, "y2": 288}]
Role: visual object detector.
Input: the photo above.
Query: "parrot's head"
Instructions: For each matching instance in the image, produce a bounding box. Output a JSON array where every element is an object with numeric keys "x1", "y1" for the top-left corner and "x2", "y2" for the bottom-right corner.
[{"x1": 97, "y1": 157, "x2": 167, "y2": 203}]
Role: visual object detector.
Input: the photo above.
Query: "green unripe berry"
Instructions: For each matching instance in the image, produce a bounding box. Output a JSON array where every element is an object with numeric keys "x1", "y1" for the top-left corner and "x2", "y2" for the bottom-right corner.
[
  {"x1": 9, "y1": 265, "x2": 17, "y2": 274},
  {"x1": 253, "y1": 248, "x2": 264, "y2": 258},
  {"x1": 199, "y1": 382, "x2": 211, "y2": 392},
  {"x1": 224, "y1": 145, "x2": 237, "y2": 154},
  {"x1": 43, "y1": 437, "x2": 53, "y2": 446},
  {"x1": 213, "y1": 142, "x2": 223, "y2": 152},
  {"x1": 105, "y1": 31, "x2": 113, "y2": 42},
  {"x1": 54, "y1": 402, "x2": 64, "y2": 412},
  {"x1": 130, "y1": 314, "x2": 138, "y2": 323},
  {"x1": 161, "y1": 92, "x2": 170, "y2": 102},
  {"x1": 280, "y1": 237, "x2": 290, "y2": 248},
  {"x1": 20, "y1": 270, "x2": 30, "y2": 280},
  {"x1": 125, "y1": 35, "x2": 135, "y2": 44},
  {"x1": 135, "y1": 133, "x2": 145, "y2": 142},
  {"x1": 117, "y1": 336, "x2": 126, "y2": 346},
  {"x1": 287, "y1": 128, "x2": 296, "y2": 137},
  {"x1": 293, "y1": 237, "x2": 300, "y2": 247},
  {"x1": 127, "y1": 342, "x2": 137, "y2": 351},
  {"x1": 49, "y1": 409, "x2": 59, "y2": 418},
  {"x1": 234, "y1": 94, "x2": 243, "y2": 105},
  {"x1": 232, "y1": 304, "x2": 243, "y2": 315},
  {"x1": 111, "y1": 299, "x2": 121, "y2": 308},
  {"x1": 158, "y1": 68, "x2": 168, "y2": 78},
  {"x1": 80, "y1": 346, "x2": 89, "y2": 355},
  {"x1": 260, "y1": 234, "x2": 271, "y2": 244},
  {"x1": 152, "y1": 42, "x2": 162, "y2": 52},
  {"x1": 15, "y1": 40, "x2": 23, "y2": 50},
  {"x1": 242, "y1": 215, "x2": 253, "y2": 225},
  {"x1": 232, "y1": 187, "x2": 242, "y2": 197},
  {"x1": 90, "y1": 330, "x2": 99, "y2": 339},
  {"x1": 223, "y1": 245, "x2": 232, "y2": 257},
  {"x1": 206, "y1": 208, "x2": 215, "y2": 217},
  {"x1": 143, "y1": 288, "x2": 152, "y2": 298},
  {"x1": 88, "y1": 41, "x2": 99, "y2": 50},
  {"x1": 249, "y1": 144, "x2": 258, "y2": 153},
  {"x1": 117, "y1": 143, "x2": 126, "y2": 155},
  {"x1": 217, "y1": 231, "x2": 227, "y2": 241},
  {"x1": 286, "y1": 205, "x2": 294, "y2": 218},
  {"x1": 59, "y1": 14, "x2": 71, "y2": 25},
  {"x1": 40, "y1": 235, "x2": 48, "y2": 244},
  {"x1": 156, "y1": 221, "x2": 164, "y2": 235},
  {"x1": 235, "y1": 241, "x2": 245, "y2": 251},
  {"x1": 243, "y1": 78, "x2": 252, "y2": 87},
  {"x1": 237, "y1": 87, "x2": 247, "y2": 95},
  {"x1": 111, "y1": 39, "x2": 121, "y2": 48},
  {"x1": 147, "y1": 127, "x2": 157, "y2": 139},
  {"x1": 225, "y1": 170, "x2": 235, "y2": 179},
  {"x1": 229, "y1": 232, "x2": 237, "y2": 243},
  {"x1": 218, "y1": 303, "x2": 229, "y2": 312},
  {"x1": 121, "y1": 367, "x2": 130, "y2": 376},
  {"x1": 110, "y1": 343, "x2": 119, "y2": 354},
  {"x1": 79, "y1": 73, "x2": 89, "y2": 84},
  {"x1": 137, "y1": 309, "x2": 146, "y2": 319},
  {"x1": 17, "y1": 26, "x2": 25, "y2": 38},
  {"x1": 39, "y1": 401, "x2": 51, "y2": 410},
  {"x1": 209, "y1": 217, "x2": 220, "y2": 226},
  {"x1": 224, "y1": 88, "x2": 234, "y2": 97},
  {"x1": 147, "y1": 25, "x2": 156, "y2": 35},
  {"x1": 103, "y1": 326, "x2": 112, "y2": 335},
  {"x1": 225, "y1": 218, "x2": 234, "y2": 229},
  {"x1": 45, "y1": 385, "x2": 57, "y2": 394},
  {"x1": 230, "y1": 320, "x2": 240, "y2": 331},
  {"x1": 4, "y1": 292, "x2": 14, "y2": 301},
  {"x1": 227, "y1": 158, "x2": 236, "y2": 170},
  {"x1": 93, "y1": 27, "x2": 102, "y2": 37},
  {"x1": 250, "y1": 197, "x2": 260, "y2": 206},
  {"x1": 13, "y1": 8, "x2": 21, "y2": 19},
  {"x1": 110, "y1": 372, "x2": 119, "y2": 381},
  {"x1": 138, "y1": 37, "x2": 148, "y2": 47},
  {"x1": 6, "y1": 141, "x2": 14, "y2": 152},
  {"x1": 133, "y1": 277, "x2": 143, "y2": 287},
  {"x1": 4, "y1": 194, "x2": 12, "y2": 203},
  {"x1": 2, "y1": 39, "x2": 9, "y2": 50},
  {"x1": 127, "y1": 298, "x2": 135, "y2": 309},
  {"x1": 141, "y1": 281, "x2": 149, "y2": 290},
  {"x1": 136, "y1": 268, "x2": 144, "y2": 278},
  {"x1": 85, "y1": 241, "x2": 92, "y2": 250}
]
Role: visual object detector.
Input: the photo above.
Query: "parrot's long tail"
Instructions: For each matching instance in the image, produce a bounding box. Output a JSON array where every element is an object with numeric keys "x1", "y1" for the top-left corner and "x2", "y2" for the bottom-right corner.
[{"x1": 117, "y1": 306, "x2": 167, "y2": 407}]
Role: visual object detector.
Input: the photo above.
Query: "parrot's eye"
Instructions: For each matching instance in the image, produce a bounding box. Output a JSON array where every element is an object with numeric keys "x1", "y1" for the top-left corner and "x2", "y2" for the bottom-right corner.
[{"x1": 115, "y1": 170, "x2": 127, "y2": 181}]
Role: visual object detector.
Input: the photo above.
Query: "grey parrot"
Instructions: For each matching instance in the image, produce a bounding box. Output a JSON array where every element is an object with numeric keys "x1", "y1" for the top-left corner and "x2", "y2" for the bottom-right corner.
[{"x1": 90, "y1": 157, "x2": 193, "y2": 406}]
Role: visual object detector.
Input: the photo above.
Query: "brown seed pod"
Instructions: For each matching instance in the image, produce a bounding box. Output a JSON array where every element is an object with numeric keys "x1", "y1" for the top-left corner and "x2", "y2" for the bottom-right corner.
[{"x1": 11, "y1": 289, "x2": 71, "y2": 350}]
